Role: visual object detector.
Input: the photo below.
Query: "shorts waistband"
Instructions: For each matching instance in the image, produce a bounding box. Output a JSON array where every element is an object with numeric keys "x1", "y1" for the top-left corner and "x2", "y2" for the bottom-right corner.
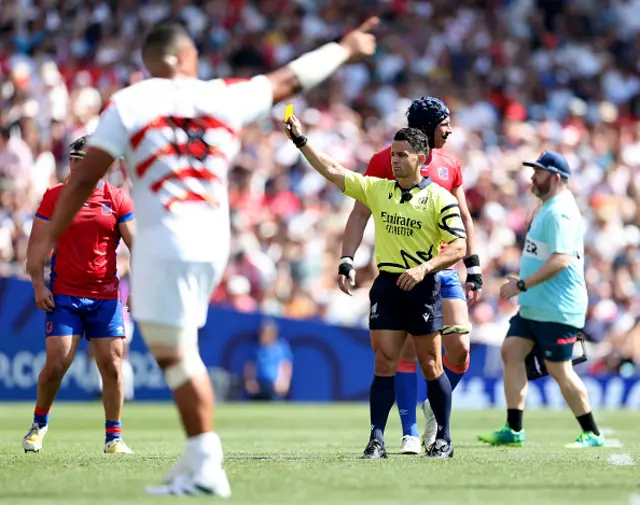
[
  {"x1": 377, "y1": 270, "x2": 438, "y2": 281},
  {"x1": 377, "y1": 270, "x2": 402, "y2": 278}
]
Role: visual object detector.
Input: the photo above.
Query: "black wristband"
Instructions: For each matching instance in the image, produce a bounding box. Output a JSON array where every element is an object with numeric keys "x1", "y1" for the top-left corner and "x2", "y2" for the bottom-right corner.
[
  {"x1": 463, "y1": 254, "x2": 480, "y2": 268},
  {"x1": 287, "y1": 124, "x2": 308, "y2": 148},
  {"x1": 338, "y1": 256, "x2": 354, "y2": 277},
  {"x1": 293, "y1": 135, "x2": 308, "y2": 148},
  {"x1": 464, "y1": 254, "x2": 483, "y2": 291}
]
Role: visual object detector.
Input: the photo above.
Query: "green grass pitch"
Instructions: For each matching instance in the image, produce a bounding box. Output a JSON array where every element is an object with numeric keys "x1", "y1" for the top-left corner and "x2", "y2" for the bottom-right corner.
[{"x1": 0, "y1": 403, "x2": 638, "y2": 504}]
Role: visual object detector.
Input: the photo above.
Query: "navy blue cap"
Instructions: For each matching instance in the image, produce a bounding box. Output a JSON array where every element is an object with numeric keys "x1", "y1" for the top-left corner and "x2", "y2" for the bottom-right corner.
[{"x1": 523, "y1": 150, "x2": 571, "y2": 179}]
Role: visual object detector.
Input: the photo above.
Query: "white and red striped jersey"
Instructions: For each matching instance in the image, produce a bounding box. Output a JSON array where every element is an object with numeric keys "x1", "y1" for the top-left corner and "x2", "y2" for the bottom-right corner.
[{"x1": 88, "y1": 76, "x2": 273, "y2": 263}]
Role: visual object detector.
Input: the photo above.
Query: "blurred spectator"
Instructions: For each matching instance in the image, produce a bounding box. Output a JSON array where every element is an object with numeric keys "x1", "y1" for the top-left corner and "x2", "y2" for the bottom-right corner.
[
  {"x1": 243, "y1": 319, "x2": 293, "y2": 401},
  {"x1": 0, "y1": 0, "x2": 639, "y2": 372}
]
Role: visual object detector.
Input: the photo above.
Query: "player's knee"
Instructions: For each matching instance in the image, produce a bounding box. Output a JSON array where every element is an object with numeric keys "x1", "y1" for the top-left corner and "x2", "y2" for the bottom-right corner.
[
  {"x1": 137, "y1": 323, "x2": 206, "y2": 389},
  {"x1": 163, "y1": 349, "x2": 208, "y2": 390},
  {"x1": 444, "y1": 337, "x2": 470, "y2": 366},
  {"x1": 419, "y1": 353, "x2": 443, "y2": 381},
  {"x1": 373, "y1": 352, "x2": 397, "y2": 376},
  {"x1": 42, "y1": 359, "x2": 70, "y2": 381},
  {"x1": 422, "y1": 363, "x2": 443, "y2": 381},
  {"x1": 501, "y1": 339, "x2": 524, "y2": 364},
  {"x1": 96, "y1": 356, "x2": 122, "y2": 382}
]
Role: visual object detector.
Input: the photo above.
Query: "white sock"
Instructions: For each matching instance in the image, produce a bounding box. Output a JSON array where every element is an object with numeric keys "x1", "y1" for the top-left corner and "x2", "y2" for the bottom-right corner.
[
  {"x1": 122, "y1": 358, "x2": 135, "y2": 401},
  {"x1": 186, "y1": 432, "x2": 223, "y2": 466}
]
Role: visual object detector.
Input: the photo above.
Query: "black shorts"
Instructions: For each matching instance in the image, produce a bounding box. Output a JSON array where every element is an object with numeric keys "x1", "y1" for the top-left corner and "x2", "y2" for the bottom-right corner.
[
  {"x1": 506, "y1": 313, "x2": 580, "y2": 362},
  {"x1": 369, "y1": 271, "x2": 443, "y2": 336}
]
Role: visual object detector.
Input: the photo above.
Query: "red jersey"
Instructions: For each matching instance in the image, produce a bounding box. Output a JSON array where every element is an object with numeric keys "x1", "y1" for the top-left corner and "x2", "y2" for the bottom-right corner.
[
  {"x1": 364, "y1": 145, "x2": 463, "y2": 193},
  {"x1": 35, "y1": 180, "x2": 135, "y2": 299}
]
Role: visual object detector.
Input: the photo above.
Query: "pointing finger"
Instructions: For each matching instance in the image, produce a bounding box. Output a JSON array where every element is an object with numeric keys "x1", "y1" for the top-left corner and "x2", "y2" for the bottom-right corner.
[{"x1": 356, "y1": 16, "x2": 380, "y2": 33}]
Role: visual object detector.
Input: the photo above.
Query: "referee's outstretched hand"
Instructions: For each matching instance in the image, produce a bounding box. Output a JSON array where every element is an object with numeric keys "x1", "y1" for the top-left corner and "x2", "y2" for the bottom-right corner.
[
  {"x1": 284, "y1": 115, "x2": 304, "y2": 140},
  {"x1": 397, "y1": 265, "x2": 428, "y2": 291}
]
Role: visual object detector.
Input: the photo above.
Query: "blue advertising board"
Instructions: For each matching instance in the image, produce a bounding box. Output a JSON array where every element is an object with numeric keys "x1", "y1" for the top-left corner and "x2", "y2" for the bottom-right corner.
[{"x1": 1, "y1": 277, "x2": 638, "y2": 408}]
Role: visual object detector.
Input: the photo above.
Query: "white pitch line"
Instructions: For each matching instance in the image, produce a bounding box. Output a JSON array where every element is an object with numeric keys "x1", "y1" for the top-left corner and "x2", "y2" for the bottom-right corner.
[
  {"x1": 601, "y1": 426, "x2": 625, "y2": 448},
  {"x1": 607, "y1": 453, "x2": 634, "y2": 466},
  {"x1": 603, "y1": 426, "x2": 633, "y2": 467},
  {"x1": 629, "y1": 494, "x2": 640, "y2": 505}
]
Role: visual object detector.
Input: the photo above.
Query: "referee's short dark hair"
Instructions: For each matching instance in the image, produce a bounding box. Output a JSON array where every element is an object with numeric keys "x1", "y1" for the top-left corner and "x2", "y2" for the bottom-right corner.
[{"x1": 393, "y1": 127, "x2": 430, "y2": 156}]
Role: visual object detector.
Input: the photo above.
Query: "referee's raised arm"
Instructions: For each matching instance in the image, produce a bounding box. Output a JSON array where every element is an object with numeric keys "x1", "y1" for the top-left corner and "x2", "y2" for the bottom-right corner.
[{"x1": 284, "y1": 115, "x2": 351, "y2": 192}]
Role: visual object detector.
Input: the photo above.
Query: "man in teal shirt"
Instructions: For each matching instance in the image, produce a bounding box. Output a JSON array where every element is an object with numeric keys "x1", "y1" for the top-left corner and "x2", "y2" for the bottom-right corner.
[{"x1": 478, "y1": 151, "x2": 604, "y2": 448}]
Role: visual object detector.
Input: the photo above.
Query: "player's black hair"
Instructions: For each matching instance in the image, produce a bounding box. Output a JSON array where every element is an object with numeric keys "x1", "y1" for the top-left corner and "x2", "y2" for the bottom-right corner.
[
  {"x1": 393, "y1": 127, "x2": 430, "y2": 156},
  {"x1": 141, "y1": 21, "x2": 191, "y2": 63},
  {"x1": 69, "y1": 135, "x2": 89, "y2": 158}
]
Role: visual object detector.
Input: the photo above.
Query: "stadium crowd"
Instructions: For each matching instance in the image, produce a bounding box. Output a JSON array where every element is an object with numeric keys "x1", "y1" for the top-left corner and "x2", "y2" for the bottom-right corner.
[{"x1": 0, "y1": 0, "x2": 638, "y2": 374}]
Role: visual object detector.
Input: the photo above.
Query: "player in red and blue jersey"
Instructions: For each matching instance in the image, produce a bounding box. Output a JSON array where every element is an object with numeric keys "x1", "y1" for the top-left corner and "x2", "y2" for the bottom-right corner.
[
  {"x1": 24, "y1": 135, "x2": 135, "y2": 454},
  {"x1": 338, "y1": 98, "x2": 483, "y2": 454}
]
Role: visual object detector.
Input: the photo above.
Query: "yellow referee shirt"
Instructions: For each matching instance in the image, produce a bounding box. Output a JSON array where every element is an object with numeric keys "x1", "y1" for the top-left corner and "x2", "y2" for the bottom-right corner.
[{"x1": 343, "y1": 172, "x2": 467, "y2": 273}]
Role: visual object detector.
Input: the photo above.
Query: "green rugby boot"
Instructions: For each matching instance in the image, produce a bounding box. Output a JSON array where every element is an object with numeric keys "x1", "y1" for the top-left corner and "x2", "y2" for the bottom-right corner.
[
  {"x1": 565, "y1": 431, "x2": 605, "y2": 448},
  {"x1": 477, "y1": 424, "x2": 526, "y2": 447}
]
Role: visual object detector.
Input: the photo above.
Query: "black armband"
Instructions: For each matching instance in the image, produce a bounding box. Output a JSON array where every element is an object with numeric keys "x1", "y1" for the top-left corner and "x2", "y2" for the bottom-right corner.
[{"x1": 463, "y1": 254, "x2": 483, "y2": 291}]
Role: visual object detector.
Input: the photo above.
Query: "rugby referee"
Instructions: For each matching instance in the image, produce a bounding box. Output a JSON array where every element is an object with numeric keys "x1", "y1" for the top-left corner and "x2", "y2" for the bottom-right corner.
[{"x1": 284, "y1": 115, "x2": 467, "y2": 459}]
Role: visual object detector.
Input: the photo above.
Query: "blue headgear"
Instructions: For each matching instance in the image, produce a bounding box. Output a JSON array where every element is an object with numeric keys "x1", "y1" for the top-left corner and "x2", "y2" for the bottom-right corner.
[{"x1": 406, "y1": 97, "x2": 450, "y2": 148}]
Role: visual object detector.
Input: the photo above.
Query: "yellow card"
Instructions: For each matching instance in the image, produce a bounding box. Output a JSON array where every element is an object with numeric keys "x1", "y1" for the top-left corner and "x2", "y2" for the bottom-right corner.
[{"x1": 285, "y1": 104, "x2": 294, "y2": 121}]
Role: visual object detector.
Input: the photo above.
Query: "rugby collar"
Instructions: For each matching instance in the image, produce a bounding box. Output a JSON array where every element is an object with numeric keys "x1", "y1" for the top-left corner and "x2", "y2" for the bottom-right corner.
[{"x1": 395, "y1": 176, "x2": 432, "y2": 191}]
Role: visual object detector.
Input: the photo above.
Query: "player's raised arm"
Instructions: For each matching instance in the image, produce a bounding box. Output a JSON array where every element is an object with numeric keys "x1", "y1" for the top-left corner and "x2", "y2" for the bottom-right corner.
[
  {"x1": 284, "y1": 114, "x2": 352, "y2": 192},
  {"x1": 266, "y1": 17, "x2": 378, "y2": 104}
]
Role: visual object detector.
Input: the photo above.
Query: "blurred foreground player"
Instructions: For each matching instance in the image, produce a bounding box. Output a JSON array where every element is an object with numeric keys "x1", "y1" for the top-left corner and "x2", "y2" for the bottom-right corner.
[
  {"x1": 338, "y1": 97, "x2": 482, "y2": 454},
  {"x1": 26, "y1": 19, "x2": 378, "y2": 497},
  {"x1": 24, "y1": 135, "x2": 135, "y2": 454},
  {"x1": 478, "y1": 151, "x2": 604, "y2": 448},
  {"x1": 285, "y1": 115, "x2": 467, "y2": 459}
]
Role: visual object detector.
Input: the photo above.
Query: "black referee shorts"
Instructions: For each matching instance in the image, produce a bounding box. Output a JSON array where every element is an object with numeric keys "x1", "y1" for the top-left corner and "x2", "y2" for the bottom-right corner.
[{"x1": 369, "y1": 271, "x2": 443, "y2": 336}]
